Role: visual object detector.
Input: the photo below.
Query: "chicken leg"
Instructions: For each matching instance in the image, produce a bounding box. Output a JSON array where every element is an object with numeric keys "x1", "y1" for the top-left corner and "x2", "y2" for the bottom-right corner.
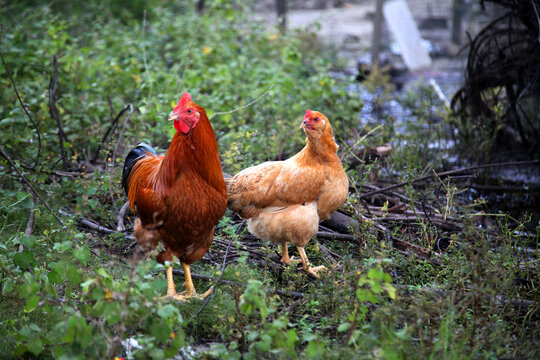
[
  {"x1": 297, "y1": 246, "x2": 327, "y2": 278},
  {"x1": 165, "y1": 262, "x2": 213, "y2": 301},
  {"x1": 280, "y1": 242, "x2": 301, "y2": 265}
]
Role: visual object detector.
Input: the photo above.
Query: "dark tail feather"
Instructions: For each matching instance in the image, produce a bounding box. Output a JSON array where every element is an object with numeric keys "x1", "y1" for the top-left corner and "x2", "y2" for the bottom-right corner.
[{"x1": 122, "y1": 143, "x2": 157, "y2": 195}]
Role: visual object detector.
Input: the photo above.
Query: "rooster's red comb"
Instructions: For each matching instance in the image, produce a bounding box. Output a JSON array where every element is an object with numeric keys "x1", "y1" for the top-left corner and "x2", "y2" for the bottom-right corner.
[
  {"x1": 173, "y1": 92, "x2": 192, "y2": 112},
  {"x1": 180, "y1": 92, "x2": 191, "y2": 107},
  {"x1": 305, "y1": 109, "x2": 312, "y2": 118}
]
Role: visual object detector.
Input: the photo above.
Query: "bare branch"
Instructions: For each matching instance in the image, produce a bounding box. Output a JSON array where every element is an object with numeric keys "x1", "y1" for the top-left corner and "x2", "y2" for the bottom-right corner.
[
  {"x1": 360, "y1": 160, "x2": 540, "y2": 198},
  {"x1": 0, "y1": 146, "x2": 63, "y2": 225},
  {"x1": 49, "y1": 55, "x2": 69, "y2": 170},
  {"x1": 0, "y1": 25, "x2": 42, "y2": 168}
]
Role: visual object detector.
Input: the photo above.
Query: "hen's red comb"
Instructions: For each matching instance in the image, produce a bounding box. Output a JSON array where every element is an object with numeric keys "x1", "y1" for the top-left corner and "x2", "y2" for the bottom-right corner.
[{"x1": 305, "y1": 109, "x2": 312, "y2": 118}]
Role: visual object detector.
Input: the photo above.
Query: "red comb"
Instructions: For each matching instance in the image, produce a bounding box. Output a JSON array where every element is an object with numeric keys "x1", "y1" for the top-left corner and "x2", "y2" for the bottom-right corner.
[
  {"x1": 305, "y1": 109, "x2": 312, "y2": 118},
  {"x1": 174, "y1": 92, "x2": 192, "y2": 112},
  {"x1": 180, "y1": 92, "x2": 191, "y2": 107}
]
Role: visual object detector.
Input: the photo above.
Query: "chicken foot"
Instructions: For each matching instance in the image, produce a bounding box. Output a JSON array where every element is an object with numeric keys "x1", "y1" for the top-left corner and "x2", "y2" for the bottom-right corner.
[
  {"x1": 165, "y1": 262, "x2": 213, "y2": 301},
  {"x1": 296, "y1": 246, "x2": 327, "y2": 278},
  {"x1": 280, "y1": 242, "x2": 300, "y2": 265}
]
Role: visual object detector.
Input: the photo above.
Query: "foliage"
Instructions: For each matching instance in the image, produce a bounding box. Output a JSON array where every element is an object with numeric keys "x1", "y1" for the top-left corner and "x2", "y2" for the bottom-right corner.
[{"x1": 0, "y1": 0, "x2": 538, "y2": 359}]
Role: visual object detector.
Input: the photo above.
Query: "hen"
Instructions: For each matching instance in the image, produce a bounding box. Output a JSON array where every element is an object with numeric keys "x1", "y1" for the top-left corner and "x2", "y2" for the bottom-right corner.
[
  {"x1": 226, "y1": 110, "x2": 348, "y2": 277},
  {"x1": 122, "y1": 92, "x2": 227, "y2": 301}
]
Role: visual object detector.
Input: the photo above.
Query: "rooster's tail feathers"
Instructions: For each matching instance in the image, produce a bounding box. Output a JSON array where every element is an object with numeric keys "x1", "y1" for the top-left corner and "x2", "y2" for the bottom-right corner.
[{"x1": 122, "y1": 143, "x2": 157, "y2": 195}]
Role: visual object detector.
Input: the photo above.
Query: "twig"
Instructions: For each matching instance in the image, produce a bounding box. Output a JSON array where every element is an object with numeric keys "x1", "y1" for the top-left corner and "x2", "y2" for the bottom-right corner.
[
  {"x1": 316, "y1": 231, "x2": 356, "y2": 241},
  {"x1": 20, "y1": 195, "x2": 37, "y2": 252},
  {"x1": 210, "y1": 84, "x2": 274, "y2": 120},
  {"x1": 360, "y1": 160, "x2": 540, "y2": 198},
  {"x1": 91, "y1": 100, "x2": 129, "y2": 163},
  {"x1": 0, "y1": 25, "x2": 42, "y2": 168},
  {"x1": 171, "y1": 269, "x2": 304, "y2": 298},
  {"x1": 0, "y1": 146, "x2": 63, "y2": 225},
  {"x1": 18, "y1": 162, "x2": 83, "y2": 178},
  {"x1": 111, "y1": 104, "x2": 134, "y2": 166},
  {"x1": 397, "y1": 285, "x2": 537, "y2": 315},
  {"x1": 194, "y1": 221, "x2": 246, "y2": 317},
  {"x1": 117, "y1": 201, "x2": 130, "y2": 231},
  {"x1": 49, "y1": 55, "x2": 69, "y2": 171}
]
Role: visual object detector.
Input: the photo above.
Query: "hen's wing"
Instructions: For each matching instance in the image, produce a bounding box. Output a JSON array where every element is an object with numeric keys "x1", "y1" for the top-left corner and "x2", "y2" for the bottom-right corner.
[{"x1": 227, "y1": 159, "x2": 326, "y2": 219}]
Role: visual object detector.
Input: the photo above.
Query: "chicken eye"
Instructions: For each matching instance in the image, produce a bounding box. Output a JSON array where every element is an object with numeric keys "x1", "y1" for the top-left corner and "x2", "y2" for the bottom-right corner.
[
  {"x1": 313, "y1": 117, "x2": 319, "y2": 122},
  {"x1": 187, "y1": 109, "x2": 193, "y2": 114}
]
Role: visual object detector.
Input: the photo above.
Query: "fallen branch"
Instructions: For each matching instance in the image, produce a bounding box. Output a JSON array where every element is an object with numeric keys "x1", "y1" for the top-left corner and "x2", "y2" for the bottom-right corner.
[
  {"x1": 172, "y1": 269, "x2": 304, "y2": 298},
  {"x1": 58, "y1": 209, "x2": 134, "y2": 241},
  {"x1": 117, "y1": 201, "x2": 130, "y2": 231},
  {"x1": 397, "y1": 284, "x2": 538, "y2": 315},
  {"x1": 360, "y1": 160, "x2": 540, "y2": 198}
]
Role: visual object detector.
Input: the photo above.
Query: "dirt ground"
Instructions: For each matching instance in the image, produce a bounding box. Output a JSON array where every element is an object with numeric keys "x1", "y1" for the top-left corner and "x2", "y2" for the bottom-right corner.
[{"x1": 255, "y1": 0, "x2": 487, "y2": 98}]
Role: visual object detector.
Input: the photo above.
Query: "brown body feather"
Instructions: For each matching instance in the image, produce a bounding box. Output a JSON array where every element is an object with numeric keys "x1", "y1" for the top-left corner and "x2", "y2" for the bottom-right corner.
[{"x1": 127, "y1": 104, "x2": 227, "y2": 265}]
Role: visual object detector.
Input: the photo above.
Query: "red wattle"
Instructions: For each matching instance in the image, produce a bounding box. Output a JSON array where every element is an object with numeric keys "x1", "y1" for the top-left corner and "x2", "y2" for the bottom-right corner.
[{"x1": 174, "y1": 120, "x2": 191, "y2": 134}]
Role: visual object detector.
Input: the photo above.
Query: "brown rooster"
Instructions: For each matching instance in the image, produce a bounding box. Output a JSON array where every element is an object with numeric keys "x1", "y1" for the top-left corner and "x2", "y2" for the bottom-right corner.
[
  {"x1": 226, "y1": 110, "x2": 349, "y2": 277},
  {"x1": 122, "y1": 92, "x2": 227, "y2": 301}
]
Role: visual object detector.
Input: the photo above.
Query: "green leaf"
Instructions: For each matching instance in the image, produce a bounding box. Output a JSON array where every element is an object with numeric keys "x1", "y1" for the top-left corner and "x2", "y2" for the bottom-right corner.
[
  {"x1": 48, "y1": 269, "x2": 63, "y2": 284},
  {"x1": 20, "y1": 234, "x2": 37, "y2": 248},
  {"x1": 157, "y1": 304, "x2": 181, "y2": 320},
  {"x1": 74, "y1": 245, "x2": 90, "y2": 266},
  {"x1": 337, "y1": 322, "x2": 351, "y2": 333},
  {"x1": 24, "y1": 294, "x2": 40, "y2": 313},
  {"x1": 2, "y1": 279, "x2": 14, "y2": 295},
  {"x1": 150, "y1": 319, "x2": 171, "y2": 343},
  {"x1": 13, "y1": 249, "x2": 35, "y2": 269},
  {"x1": 66, "y1": 264, "x2": 82, "y2": 285},
  {"x1": 27, "y1": 337, "x2": 43, "y2": 356}
]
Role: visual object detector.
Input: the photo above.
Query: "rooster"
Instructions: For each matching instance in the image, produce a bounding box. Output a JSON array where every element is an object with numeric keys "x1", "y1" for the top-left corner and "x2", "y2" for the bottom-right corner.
[
  {"x1": 122, "y1": 92, "x2": 227, "y2": 301},
  {"x1": 226, "y1": 110, "x2": 348, "y2": 277}
]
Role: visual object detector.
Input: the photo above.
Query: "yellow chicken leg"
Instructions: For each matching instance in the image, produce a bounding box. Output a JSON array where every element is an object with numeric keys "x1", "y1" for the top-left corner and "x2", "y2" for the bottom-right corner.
[
  {"x1": 164, "y1": 262, "x2": 213, "y2": 301},
  {"x1": 280, "y1": 242, "x2": 301, "y2": 265},
  {"x1": 297, "y1": 246, "x2": 327, "y2": 278}
]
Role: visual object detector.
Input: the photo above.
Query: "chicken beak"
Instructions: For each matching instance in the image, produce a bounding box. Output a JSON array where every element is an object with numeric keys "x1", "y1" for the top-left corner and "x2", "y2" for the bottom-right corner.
[
  {"x1": 300, "y1": 120, "x2": 308, "y2": 129},
  {"x1": 169, "y1": 112, "x2": 178, "y2": 122}
]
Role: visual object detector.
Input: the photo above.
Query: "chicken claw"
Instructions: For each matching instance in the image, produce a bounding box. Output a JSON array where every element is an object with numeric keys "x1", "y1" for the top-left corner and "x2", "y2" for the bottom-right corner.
[
  {"x1": 297, "y1": 246, "x2": 327, "y2": 278},
  {"x1": 306, "y1": 265, "x2": 327, "y2": 278},
  {"x1": 280, "y1": 243, "x2": 300, "y2": 265},
  {"x1": 164, "y1": 263, "x2": 213, "y2": 301}
]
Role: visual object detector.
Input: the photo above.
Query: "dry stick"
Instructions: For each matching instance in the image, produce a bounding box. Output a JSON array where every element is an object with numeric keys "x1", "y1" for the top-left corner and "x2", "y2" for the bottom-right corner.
[
  {"x1": 49, "y1": 55, "x2": 69, "y2": 171},
  {"x1": 111, "y1": 104, "x2": 134, "y2": 166},
  {"x1": 360, "y1": 160, "x2": 540, "y2": 198},
  {"x1": 396, "y1": 284, "x2": 537, "y2": 315},
  {"x1": 0, "y1": 25, "x2": 42, "y2": 168},
  {"x1": 58, "y1": 209, "x2": 134, "y2": 240},
  {"x1": 91, "y1": 102, "x2": 130, "y2": 163},
  {"x1": 0, "y1": 147, "x2": 64, "y2": 225},
  {"x1": 194, "y1": 221, "x2": 246, "y2": 317},
  {"x1": 117, "y1": 201, "x2": 130, "y2": 231},
  {"x1": 19, "y1": 195, "x2": 37, "y2": 252},
  {"x1": 172, "y1": 269, "x2": 304, "y2": 298},
  {"x1": 109, "y1": 104, "x2": 133, "y2": 213}
]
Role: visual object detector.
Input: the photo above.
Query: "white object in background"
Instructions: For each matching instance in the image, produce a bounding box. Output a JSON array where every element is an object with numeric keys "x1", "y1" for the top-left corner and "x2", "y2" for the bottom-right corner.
[{"x1": 383, "y1": 0, "x2": 432, "y2": 71}]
